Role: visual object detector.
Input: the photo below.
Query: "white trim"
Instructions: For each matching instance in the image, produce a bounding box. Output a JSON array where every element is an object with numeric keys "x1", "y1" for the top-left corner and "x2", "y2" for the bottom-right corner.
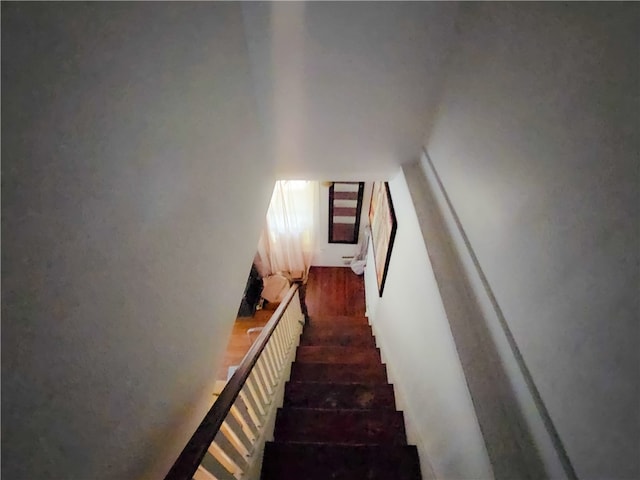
[{"x1": 333, "y1": 199, "x2": 358, "y2": 208}]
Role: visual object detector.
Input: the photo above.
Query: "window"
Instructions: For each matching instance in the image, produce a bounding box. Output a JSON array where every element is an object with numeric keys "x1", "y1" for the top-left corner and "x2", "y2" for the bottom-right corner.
[
  {"x1": 267, "y1": 181, "x2": 317, "y2": 237},
  {"x1": 328, "y1": 182, "x2": 365, "y2": 244}
]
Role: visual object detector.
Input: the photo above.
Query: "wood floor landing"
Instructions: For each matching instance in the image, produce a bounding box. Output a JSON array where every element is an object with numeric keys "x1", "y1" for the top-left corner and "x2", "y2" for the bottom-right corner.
[{"x1": 216, "y1": 266, "x2": 365, "y2": 381}]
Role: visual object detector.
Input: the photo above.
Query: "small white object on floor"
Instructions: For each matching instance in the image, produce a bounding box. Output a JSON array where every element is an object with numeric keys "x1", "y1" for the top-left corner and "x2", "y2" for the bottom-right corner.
[{"x1": 227, "y1": 365, "x2": 238, "y2": 381}]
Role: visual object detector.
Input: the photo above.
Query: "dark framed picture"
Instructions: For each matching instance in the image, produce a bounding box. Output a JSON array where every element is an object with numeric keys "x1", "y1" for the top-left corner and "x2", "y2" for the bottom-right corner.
[{"x1": 368, "y1": 181, "x2": 397, "y2": 297}]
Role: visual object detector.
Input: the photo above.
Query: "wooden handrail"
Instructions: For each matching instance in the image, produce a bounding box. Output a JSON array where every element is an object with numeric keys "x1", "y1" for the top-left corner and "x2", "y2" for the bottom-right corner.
[{"x1": 164, "y1": 283, "x2": 300, "y2": 480}]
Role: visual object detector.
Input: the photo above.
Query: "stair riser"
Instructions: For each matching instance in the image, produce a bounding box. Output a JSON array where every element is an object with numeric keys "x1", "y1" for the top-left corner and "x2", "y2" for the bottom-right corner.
[
  {"x1": 295, "y1": 346, "x2": 381, "y2": 364},
  {"x1": 302, "y1": 324, "x2": 373, "y2": 335},
  {"x1": 308, "y1": 315, "x2": 370, "y2": 326},
  {"x1": 301, "y1": 331, "x2": 376, "y2": 347},
  {"x1": 284, "y1": 382, "x2": 396, "y2": 410},
  {"x1": 261, "y1": 443, "x2": 421, "y2": 480},
  {"x1": 261, "y1": 312, "x2": 421, "y2": 480},
  {"x1": 300, "y1": 337, "x2": 376, "y2": 347},
  {"x1": 290, "y1": 362, "x2": 389, "y2": 384},
  {"x1": 274, "y1": 408, "x2": 407, "y2": 445}
]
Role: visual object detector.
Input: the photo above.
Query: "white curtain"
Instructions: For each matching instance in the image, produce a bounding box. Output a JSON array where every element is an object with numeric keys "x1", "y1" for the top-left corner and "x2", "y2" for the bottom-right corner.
[{"x1": 256, "y1": 180, "x2": 318, "y2": 281}]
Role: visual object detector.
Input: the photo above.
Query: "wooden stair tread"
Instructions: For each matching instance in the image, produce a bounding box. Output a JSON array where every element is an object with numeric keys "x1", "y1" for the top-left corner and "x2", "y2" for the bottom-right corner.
[
  {"x1": 295, "y1": 345, "x2": 381, "y2": 364},
  {"x1": 300, "y1": 334, "x2": 376, "y2": 347},
  {"x1": 274, "y1": 407, "x2": 407, "y2": 445},
  {"x1": 261, "y1": 312, "x2": 422, "y2": 479},
  {"x1": 261, "y1": 443, "x2": 421, "y2": 480},
  {"x1": 284, "y1": 382, "x2": 396, "y2": 410},
  {"x1": 302, "y1": 323, "x2": 373, "y2": 333},
  {"x1": 308, "y1": 315, "x2": 370, "y2": 326},
  {"x1": 290, "y1": 362, "x2": 389, "y2": 384},
  {"x1": 301, "y1": 324, "x2": 375, "y2": 346}
]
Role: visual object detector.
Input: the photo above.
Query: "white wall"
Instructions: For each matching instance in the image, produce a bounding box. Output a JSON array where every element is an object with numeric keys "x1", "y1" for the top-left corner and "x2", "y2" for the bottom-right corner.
[
  {"x1": 2, "y1": 4, "x2": 276, "y2": 480},
  {"x1": 364, "y1": 171, "x2": 493, "y2": 480},
  {"x1": 425, "y1": 3, "x2": 639, "y2": 478},
  {"x1": 313, "y1": 182, "x2": 372, "y2": 267}
]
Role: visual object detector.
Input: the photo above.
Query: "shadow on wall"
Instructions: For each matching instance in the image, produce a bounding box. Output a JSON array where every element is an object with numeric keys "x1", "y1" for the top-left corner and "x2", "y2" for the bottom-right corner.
[{"x1": 403, "y1": 160, "x2": 562, "y2": 480}]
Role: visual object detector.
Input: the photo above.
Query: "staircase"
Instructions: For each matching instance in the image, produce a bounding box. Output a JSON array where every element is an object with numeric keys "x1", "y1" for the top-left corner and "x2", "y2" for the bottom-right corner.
[{"x1": 260, "y1": 315, "x2": 422, "y2": 480}]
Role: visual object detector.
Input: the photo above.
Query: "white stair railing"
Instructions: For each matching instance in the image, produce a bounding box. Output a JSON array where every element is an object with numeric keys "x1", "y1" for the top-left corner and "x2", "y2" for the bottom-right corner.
[{"x1": 165, "y1": 284, "x2": 304, "y2": 480}]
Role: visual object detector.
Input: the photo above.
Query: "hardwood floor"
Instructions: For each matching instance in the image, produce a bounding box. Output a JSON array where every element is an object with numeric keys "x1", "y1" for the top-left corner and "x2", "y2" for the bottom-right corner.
[
  {"x1": 216, "y1": 266, "x2": 366, "y2": 381},
  {"x1": 305, "y1": 266, "x2": 366, "y2": 317},
  {"x1": 216, "y1": 309, "x2": 272, "y2": 381}
]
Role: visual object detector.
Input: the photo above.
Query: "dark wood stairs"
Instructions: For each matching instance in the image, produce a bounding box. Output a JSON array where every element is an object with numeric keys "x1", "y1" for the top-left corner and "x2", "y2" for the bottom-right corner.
[{"x1": 261, "y1": 315, "x2": 422, "y2": 480}]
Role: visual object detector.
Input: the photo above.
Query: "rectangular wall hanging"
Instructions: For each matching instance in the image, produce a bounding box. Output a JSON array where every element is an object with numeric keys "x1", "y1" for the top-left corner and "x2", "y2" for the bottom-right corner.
[{"x1": 369, "y1": 181, "x2": 397, "y2": 297}]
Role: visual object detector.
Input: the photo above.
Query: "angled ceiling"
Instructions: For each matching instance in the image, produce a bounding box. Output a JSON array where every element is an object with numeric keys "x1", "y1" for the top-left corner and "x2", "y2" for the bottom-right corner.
[{"x1": 242, "y1": 2, "x2": 460, "y2": 180}]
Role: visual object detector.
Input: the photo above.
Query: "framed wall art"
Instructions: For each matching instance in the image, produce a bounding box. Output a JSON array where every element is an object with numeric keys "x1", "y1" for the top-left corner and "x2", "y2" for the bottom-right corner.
[{"x1": 368, "y1": 181, "x2": 397, "y2": 297}]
